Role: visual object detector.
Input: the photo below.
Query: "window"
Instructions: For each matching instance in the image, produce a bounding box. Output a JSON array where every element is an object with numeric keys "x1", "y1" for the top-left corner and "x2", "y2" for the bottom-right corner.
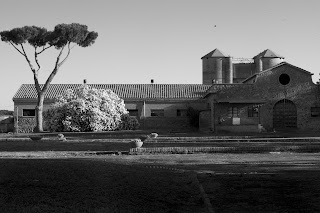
[
  {"x1": 311, "y1": 107, "x2": 320, "y2": 117},
  {"x1": 23, "y1": 109, "x2": 35, "y2": 117},
  {"x1": 151, "y1": 109, "x2": 164, "y2": 117},
  {"x1": 177, "y1": 109, "x2": 188, "y2": 117},
  {"x1": 228, "y1": 107, "x2": 238, "y2": 118},
  {"x1": 279, "y1": 73, "x2": 290, "y2": 85},
  {"x1": 248, "y1": 106, "x2": 259, "y2": 117},
  {"x1": 128, "y1": 109, "x2": 138, "y2": 117}
]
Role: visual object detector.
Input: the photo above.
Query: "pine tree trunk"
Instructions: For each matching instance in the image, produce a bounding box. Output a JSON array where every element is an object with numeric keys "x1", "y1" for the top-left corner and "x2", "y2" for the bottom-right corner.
[{"x1": 35, "y1": 93, "x2": 45, "y2": 132}]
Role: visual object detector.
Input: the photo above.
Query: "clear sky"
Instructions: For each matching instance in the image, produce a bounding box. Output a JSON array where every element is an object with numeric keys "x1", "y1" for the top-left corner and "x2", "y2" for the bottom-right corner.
[{"x1": 0, "y1": 0, "x2": 319, "y2": 110}]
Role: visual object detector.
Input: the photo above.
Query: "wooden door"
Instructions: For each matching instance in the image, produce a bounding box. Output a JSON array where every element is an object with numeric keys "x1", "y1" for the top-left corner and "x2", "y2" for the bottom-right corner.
[{"x1": 273, "y1": 99, "x2": 297, "y2": 129}]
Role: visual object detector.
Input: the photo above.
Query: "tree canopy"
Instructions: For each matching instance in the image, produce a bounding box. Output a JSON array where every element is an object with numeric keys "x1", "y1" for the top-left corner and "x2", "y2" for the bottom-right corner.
[
  {"x1": 0, "y1": 23, "x2": 98, "y2": 132},
  {"x1": 0, "y1": 23, "x2": 98, "y2": 48}
]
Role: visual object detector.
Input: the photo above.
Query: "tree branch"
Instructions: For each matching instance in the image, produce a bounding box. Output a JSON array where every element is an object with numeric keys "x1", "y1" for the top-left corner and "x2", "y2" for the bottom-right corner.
[
  {"x1": 37, "y1": 44, "x2": 53, "y2": 54},
  {"x1": 33, "y1": 72, "x2": 41, "y2": 93},
  {"x1": 34, "y1": 47, "x2": 41, "y2": 72},
  {"x1": 58, "y1": 42, "x2": 72, "y2": 67},
  {"x1": 55, "y1": 45, "x2": 65, "y2": 68},
  {"x1": 9, "y1": 41, "x2": 24, "y2": 56},
  {"x1": 42, "y1": 45, "x2": 66, "y2": 93},
  {"x1": 20, "y1": 44, "x2": 37, "y2": 74}
]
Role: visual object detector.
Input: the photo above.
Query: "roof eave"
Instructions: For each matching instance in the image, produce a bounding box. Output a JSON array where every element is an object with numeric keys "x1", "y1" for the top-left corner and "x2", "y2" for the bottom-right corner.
[{"x1": 258, "y1": 62, "x2": 312, "y2": 75}]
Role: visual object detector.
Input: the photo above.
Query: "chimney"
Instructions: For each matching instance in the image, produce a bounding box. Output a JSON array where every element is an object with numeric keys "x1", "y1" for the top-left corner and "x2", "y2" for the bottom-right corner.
[
  {"x1": 151, "y1": 79, "x2": 154, "y2": 84},
  {"x1": 83, "y1": 79, "x2": 87, "y2": 84}
]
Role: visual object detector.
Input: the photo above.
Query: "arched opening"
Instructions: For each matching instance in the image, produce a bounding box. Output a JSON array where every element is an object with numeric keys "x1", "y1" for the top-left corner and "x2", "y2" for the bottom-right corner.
[{"x1": 273, "y1": 99, "x2": 297, "y2": 129}]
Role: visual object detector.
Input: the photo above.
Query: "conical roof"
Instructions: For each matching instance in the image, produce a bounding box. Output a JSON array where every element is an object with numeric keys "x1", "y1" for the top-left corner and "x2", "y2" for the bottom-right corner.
[
  {"x1": 201, "y1": 48, "x2": 229, "y2": 59},
  {"x1": 253, "y1": 49, "x2": 284, "y2": 59}
]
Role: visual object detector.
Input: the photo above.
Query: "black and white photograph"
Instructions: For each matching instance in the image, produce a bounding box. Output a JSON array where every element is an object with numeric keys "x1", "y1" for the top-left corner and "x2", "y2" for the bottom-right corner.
[{"x1": 0, "y1": 0, "x2": 319, "y2": 212}]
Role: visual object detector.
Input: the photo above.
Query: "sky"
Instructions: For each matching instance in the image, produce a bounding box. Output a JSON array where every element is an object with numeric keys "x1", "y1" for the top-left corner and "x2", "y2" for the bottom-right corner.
[{"x1": 0, "y1": 0, "x2": 319, "y2": 110}]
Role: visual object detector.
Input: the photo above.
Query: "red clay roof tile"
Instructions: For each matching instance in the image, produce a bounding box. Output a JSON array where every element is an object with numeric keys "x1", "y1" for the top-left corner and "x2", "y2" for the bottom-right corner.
[{"x1": 13, "y1": 84, "x2": 211, "y2": 101}]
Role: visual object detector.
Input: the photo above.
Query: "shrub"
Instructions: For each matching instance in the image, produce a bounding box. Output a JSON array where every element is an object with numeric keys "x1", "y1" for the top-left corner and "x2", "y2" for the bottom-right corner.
[
  {"x1": 120, "y1": 114, "x2": 140, "y2": 130},
  {"x1": 44, "y1": 85, "x2": 139, "y2": 132},
  {"x1": 17, "y1": 117, "x2": 36, "y2": 133},
  {"x1": 0, "y1": 110, "x2": 13, "y2": 116}
]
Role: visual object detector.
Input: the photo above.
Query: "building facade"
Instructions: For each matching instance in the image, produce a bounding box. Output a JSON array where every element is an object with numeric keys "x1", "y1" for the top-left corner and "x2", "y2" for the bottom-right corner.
[
  {"x1": 12, "y1": 49, "x2": 320, "y2": 133},
  {"x1": 202, "y1": 62, "x2": 320, "y2": 132},
  {"x1": 13, "y1": 84, "x2": 210, "y2": 132}
]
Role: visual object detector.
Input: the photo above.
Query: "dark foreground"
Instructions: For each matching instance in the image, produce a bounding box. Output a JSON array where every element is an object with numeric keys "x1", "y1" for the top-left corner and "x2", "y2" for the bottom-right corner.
[
  {"x1": 0, "y1": 154, "x2": 320, "y2": 212},
  {"x1": 0, "y1": 159, "x2": 205, "y2": 213},
  {"x1": 197, "y1": 166, "x2": 320, "y2": 213}
]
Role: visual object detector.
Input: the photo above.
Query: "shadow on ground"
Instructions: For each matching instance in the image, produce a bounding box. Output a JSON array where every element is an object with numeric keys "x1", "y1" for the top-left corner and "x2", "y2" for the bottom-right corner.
[{"x1": 0, "y1": 159, "x2": 205, "y2": 213}]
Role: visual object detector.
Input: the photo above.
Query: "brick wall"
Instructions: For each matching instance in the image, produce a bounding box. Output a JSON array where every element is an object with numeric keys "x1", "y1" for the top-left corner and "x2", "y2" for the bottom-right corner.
[{"x1": 206, "y1": 64, "x2": 320, "y2": 132}]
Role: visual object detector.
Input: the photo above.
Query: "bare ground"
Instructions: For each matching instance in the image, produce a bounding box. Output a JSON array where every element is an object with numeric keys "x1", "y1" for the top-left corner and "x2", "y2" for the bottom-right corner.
[{"x1": 0, "y1": 153, "x2": 319, "y2": 212}]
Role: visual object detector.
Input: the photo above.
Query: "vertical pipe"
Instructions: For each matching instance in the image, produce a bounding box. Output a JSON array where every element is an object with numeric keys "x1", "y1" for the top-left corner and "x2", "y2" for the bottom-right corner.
[
  {"x1": 255, "y1": 57, "x2": 263, "y2": 73},
  {"x1": 225, "y1": 57, "x2": 233, "y2": 83},
  {"x1": 258, "y1": 57, "x2": 263, "y2": 72},
  {"x1": 202, "y1": 59, "x2": 207, "y2": 84},
  {"x1": 214, "y1": 58, "x2": 223, "y2": 84}
]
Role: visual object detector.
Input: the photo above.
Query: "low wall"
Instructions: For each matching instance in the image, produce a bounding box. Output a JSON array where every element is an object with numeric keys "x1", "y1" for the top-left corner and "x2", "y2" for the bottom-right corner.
[
  {"x1": 217, "y1": 124, "x2": 259, "y2": 133},
  {"x1": 140, "y1": 117, "x2": 193, "y2": 132}
]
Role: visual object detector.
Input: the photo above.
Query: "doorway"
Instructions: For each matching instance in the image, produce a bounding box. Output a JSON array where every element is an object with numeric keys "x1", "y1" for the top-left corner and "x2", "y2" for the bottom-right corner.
[{"x1": 273, "y1": 99, "x2": 297, "y2": 129}]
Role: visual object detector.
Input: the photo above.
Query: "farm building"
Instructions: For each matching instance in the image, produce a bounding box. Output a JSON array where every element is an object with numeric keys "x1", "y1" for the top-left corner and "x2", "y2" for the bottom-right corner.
[{"x1": 12, "y1": 49, "x2": 320, "y2": 133}]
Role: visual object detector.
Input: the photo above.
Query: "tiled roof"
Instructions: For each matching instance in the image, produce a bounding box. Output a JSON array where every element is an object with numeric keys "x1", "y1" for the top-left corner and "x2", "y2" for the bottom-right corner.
[
  {"x1": 205, "y1": 83, "x2": 254, "y2": 95},
  {"x1": 258, "y1": 62, "x2": 312, "y2": 75},
  {"x1": 253, "y1": 49, "x2": 284, "y2": 59},
  {"x1": 13, "y1": 84, "x2": 211, "y2": 101},
  {"x1": 201, "y1": 48, "x2": 229, "y2": 59},
  {"x1": 242, "y1": 62, "x2": 312, "y2": 83}
]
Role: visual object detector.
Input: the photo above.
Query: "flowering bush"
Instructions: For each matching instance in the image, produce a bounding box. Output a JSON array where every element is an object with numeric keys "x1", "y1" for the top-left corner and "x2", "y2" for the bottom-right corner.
[
  {"x1": 120, "y1": 114, "x2": 140, "y2": 130},
  {"x1": 44, "y1": 85, "x2": 139, "y2": 132}
]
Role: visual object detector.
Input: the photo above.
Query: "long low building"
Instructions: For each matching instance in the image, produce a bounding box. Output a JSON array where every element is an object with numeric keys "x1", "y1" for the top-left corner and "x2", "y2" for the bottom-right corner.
[
  {"x1": 13, "y1": 84, "x2": 210, "y2": 132},
  {"x1": 12, "y1": 49, "x2": 320, "y2": 133}
]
